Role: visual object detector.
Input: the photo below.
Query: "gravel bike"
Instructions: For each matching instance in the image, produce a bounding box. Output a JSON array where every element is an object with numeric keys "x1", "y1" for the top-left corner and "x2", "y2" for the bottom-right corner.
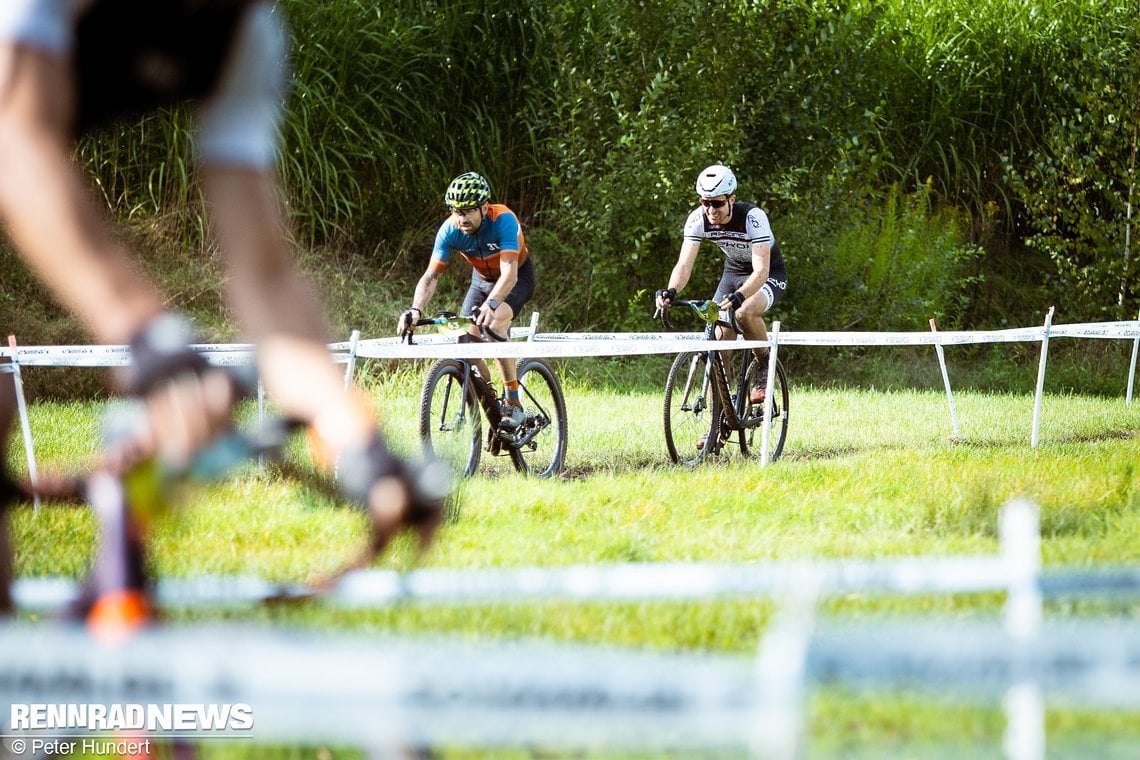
[
  {"x1": 407, "y1": 312, "x2": 567, "y2": 479},
  {"x1": 655, "y1": 299, "x2": 789, "y2": 465}
]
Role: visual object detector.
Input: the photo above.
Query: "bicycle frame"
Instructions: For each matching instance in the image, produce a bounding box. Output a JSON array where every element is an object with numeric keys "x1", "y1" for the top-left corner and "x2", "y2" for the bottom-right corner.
[
  {"x1": 443, "y1": 357, "x2": 557, "y2": 451},
  {"x1": 410, "y1": 314, "x2": 553, "y2": 452},
  {"x1": 667, "y1": 304, "x2": 754, "y2": 435},
  {"x1": 658, "y1": 298, "x2": 788, "y2": 464}
]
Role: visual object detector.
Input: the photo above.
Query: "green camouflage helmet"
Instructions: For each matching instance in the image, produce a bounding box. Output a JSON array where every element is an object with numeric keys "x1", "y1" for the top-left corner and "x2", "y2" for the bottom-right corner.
[{"x1": 445, "y1": 172, "x2": 491, "y2": 209}]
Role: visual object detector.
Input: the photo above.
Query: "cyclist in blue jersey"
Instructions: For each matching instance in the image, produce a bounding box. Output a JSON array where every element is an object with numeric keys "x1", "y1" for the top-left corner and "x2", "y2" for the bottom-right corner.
[
  {"x1": 655, "y1": 164, "x2": 788, "y2": 405},
  {"x1": 0, "y1": 1, "x2": 446, "y2": 561},
  {"x1": 398, "y1": 172, "x2": 536, "y2": 430}
]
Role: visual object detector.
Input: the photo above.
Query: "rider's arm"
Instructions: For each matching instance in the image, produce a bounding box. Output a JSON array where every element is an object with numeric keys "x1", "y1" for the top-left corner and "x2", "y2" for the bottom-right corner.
[
  {"x1": 663, "y1": 239, "x2": 700, "y2": 295},
  {"x1": 396, "y1": 266, "x2": 440, "y2": 334},
  {"x1": 412, "y1": 267, "x2": 442, "y2": 314},
  {"x1": 487, "y1": 251, "x2": 519, "y2": 304},
  {"x1": 478, "y1": 207, "x2": 522, "y2": 323},
  {"x1": 740, "y1": 241, "x2": 772, "y2": 300},
  {"x1": 477, "y1": 252, "x2": 518, "y2": 326},
  {"x1": 401, "y1": 224, "x2": 452, "y2": 330}
]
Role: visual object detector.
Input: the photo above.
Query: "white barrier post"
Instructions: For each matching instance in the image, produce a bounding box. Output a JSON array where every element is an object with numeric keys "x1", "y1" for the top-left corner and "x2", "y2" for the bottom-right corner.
[
  {"x1": 752, "y1": 581, "x2": 817, "y2": 760},
  {"x1": 930, "y1": 318, "x2": 961, "y2": 440},
  {"x1": 1127, "y1": 310, "x2": 1139, "y2": 405},
  {"x1": 6, "y1": 336, "x2": 40, "y2": 510},
  {"x1": 760, "y1": 321, "x2": 781, "y2": 467},
  {"x1": 343, "y1": 329, "x2": 361, "y2": 390},
  {"x1": 1000, "y1": 499, "x2": 1044, "y2": 760},
  {"x1": 1030, "y1": 307, "x2": 1055, "y2": 448},
  {"x1": 528, "y1": 311, "x2": 540, "y2": 342}
]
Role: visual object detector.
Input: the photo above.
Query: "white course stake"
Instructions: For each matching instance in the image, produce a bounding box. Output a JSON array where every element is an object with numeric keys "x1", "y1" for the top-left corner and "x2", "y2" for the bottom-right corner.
[
  {"x1": 930, "y1": 318, "x2": 961, "y2": 439},
  {"x1": 1030, "y1": 307, "x2": 1055, "y2": 448},
  {"x1": 1127, "y1": 310, "x2": 1139, "y2": 405},
  {"x1": 1000, "y1": 499, "x2": 1044, "y2": 760},
  {"x1": 760, "y1": 321, "x2": 781, "y2": 467},
  {"x1": 6, "y1": 336, "x2": 39, "y2": 509}
]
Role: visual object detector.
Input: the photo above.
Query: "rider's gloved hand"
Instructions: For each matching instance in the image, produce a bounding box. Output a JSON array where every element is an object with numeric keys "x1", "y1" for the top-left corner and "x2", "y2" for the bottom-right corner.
[
  {"x1": 722, "y1": 290, "x2": 745, "y2": 310},
  {"x1": 397, "y1": 308, "x2": 421, "y2": 335},
  {"x1": 655, "y1": 287, "x2": 677, "y2": 309},
  {"x1": 335, "y1": 431, "x2": 451, "y2": 559},
  {"x1": 116, "y1": 313, "x2": 239, "y2": 471},
  {"x1": 475, "y1": 300, "x2": 496, "y2": 328}
]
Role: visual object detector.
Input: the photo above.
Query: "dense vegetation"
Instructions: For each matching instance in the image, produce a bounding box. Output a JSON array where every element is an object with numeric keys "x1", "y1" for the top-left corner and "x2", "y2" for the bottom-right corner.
[{"x1": 1, "y1": 0, "x2": 1138, "y2": 391}]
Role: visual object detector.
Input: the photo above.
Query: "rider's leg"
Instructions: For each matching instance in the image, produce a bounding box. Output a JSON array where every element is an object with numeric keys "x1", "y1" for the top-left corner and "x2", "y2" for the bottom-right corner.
[
  {"x1": 0, "y1": 46, "x2": 166, "y2": 344},
  {"x1": 493, "y1": 258, "x2": 534, "y2": 421},
  {"x1": 736, "y1": 291, "x2": 773, "y2": 405},
  {"x1": 0, "y1": 45, "x2": 241, "y2": 472},
  {"x1": 458, "y1": 282, "x2": 495, "y2": 384},
  {"x1": 736, "y1": 290, "x2": 772, "y2": 365},
  {"x1": 491, "y1": 305, "x2": 519, "y2": 408}
]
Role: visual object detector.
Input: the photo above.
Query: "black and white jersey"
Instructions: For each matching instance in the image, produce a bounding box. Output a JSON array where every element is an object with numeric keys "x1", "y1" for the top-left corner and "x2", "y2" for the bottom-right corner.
[{"x1": 682, "y1": 201, "x2": 787, "y2": 277}]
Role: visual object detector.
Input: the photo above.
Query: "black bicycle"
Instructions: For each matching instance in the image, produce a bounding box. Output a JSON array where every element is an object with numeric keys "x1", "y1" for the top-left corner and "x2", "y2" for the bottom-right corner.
[
  {"x1": 655, "y1": 299, "x2": 789, "y2": 465},
  {"x1": 407, "y1": 312, "x2": 567, "y2": 478}
]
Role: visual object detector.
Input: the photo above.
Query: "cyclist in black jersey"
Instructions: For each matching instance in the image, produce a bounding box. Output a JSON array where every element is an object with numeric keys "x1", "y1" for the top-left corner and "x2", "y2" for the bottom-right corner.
[
  {"x1": 656, "y1": 164, "x2": 788, "y2": 405},
  {"x1": 0, "y1": 1, "x2": 446, "y2": 558}
]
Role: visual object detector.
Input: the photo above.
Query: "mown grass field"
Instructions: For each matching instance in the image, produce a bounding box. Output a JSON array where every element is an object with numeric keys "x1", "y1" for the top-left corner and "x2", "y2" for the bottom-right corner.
[{"x1": 6, "y1": 372, "x2": 1140, "y2": 758}]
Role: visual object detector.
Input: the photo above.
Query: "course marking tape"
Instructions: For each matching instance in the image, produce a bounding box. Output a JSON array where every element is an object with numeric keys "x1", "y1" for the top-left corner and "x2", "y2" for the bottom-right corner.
[
  {"x1": 17, "y1": 560, "x2": 1140, "y2": 613},
  {"x1": 0, "y1": 624, "x2": 758, "y2": 749},
  {"x1": 2, "y1": 321, "x2": 1136, "y2": 366},
  {"x1": 807, "y1": 619, "x2": 1140, "y2": 707},
  {"x1": 1, "y1": 619, "x2": 1139, "y2": 748}
]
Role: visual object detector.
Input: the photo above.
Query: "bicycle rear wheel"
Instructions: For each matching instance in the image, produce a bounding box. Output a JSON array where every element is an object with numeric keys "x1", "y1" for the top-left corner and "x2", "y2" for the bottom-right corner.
[
  {"x1": 418, "y1": 359, "x2": 482, "y2": 478},
  {"x1": 664, "y1": 352, "x2": 717, "y2": 466},
  {"x1": 741, "y1": 357, "x2": 789, "y2": 462},
  {"x1": 507, "y1": 358, "x2": 568, "y2": 477}
]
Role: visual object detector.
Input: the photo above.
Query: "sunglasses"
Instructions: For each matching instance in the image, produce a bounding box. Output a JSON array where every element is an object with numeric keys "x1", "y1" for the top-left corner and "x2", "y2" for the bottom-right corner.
[{"x1": 700, "y1": 198, "x2": 729, "y2": 209}]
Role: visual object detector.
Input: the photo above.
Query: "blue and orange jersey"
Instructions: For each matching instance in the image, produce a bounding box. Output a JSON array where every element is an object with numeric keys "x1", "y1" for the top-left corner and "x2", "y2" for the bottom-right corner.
[{"x1": 430, "y1": 204, "x2": 529, "y2": 281}]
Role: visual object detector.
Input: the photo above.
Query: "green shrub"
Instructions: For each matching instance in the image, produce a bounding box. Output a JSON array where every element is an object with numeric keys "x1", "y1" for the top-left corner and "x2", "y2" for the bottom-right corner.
[
  {"x1": 1003, "y1": 5, "x2": 1140, "y2": 320},
  {"x1": 779, "y1": 184, "x2": 982, "y2": 331}
]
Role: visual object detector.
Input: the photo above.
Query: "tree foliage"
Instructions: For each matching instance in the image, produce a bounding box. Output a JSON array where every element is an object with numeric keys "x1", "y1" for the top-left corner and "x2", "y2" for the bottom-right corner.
[{"x1": 40, "y1": 0, "x2": 1140, "y2": 334}]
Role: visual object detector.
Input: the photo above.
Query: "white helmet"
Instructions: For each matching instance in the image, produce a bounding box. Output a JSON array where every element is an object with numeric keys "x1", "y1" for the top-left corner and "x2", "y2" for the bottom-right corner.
[{"x1": 695, "y1": 164, "x2": 737, "y2": 198}]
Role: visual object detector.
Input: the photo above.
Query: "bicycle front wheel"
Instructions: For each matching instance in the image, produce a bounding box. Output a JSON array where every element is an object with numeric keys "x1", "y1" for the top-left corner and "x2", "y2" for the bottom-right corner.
[
  {"x1": 507, "y1": 358, "x2": 568, "y2": 477},
  {"x1": 418, "y1": 359, "x2": 482, "y2": 478},
  {"x1": 664, "y1": 352, "x2": 717, "y2": 466},
  {"x1": 741, "y1": 358, "x2": 789, "y2": 462}
]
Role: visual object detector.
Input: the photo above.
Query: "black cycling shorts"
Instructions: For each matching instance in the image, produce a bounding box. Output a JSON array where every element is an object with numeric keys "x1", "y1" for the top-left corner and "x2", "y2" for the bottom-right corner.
[
  {"x1": 713, "y1": 267, "x2": 788, "y2": 312},
  {"x1": 460, "y1": 256, "x2": 536, "y2": 318}
]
